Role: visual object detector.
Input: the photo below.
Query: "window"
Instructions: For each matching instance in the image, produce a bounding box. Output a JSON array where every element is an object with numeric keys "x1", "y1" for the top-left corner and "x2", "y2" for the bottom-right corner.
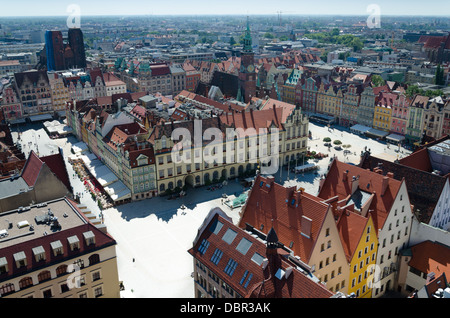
[
  {"x1": 89, "y1": 254, "x2": 100, "y2": 266},
  {"x1": 43, "y1": 288, "x2": 52, "y2": 298},
  {"x1": 94, "y1": 286, "x2": 103, "y2": 298},
  {"x1": 198, "y1": 239, "x2": 210, "y2": 255},
  {"x1": 83, "y1": 231, "x2": 95, "y2": 246},
  {"x1": 68, "y1": 235, "x2": 80, "y2": 251},
  {"x1": 19, "y1": 277, "x2": 33, "y2": 289},
  {"x1": 56, "y1": 265, "x2": 68, "y2": 276},
  {"x1": 224, "y1": 258, "x2": 238, "y2": 277},
  {"x1": 92, "y1": 271, "x2": 101, "y2": 282},
  {"x1": 210, "y1": 248, "x2": 223, "y2": 265},
  {"x1": 38, "y1": 270, "x2": 51, "y2": 283}
]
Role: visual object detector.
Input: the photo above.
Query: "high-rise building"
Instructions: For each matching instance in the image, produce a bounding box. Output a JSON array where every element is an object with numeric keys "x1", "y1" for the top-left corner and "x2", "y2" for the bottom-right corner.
[
  {"x1": 44, "y1": 28, "x2": 86, "y2": 71},
  {"x1": 45, "y1": 31, "x2": 65, "y2": 72},
  {"x1": 68, "y1": 28, "x2": 87, "y2": 69}
]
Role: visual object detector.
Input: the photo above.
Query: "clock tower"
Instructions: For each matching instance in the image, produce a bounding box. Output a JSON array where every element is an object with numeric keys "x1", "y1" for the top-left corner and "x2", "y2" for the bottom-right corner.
[{"x1": 238, "y1": 17, "x2": 256, "y2": 103}]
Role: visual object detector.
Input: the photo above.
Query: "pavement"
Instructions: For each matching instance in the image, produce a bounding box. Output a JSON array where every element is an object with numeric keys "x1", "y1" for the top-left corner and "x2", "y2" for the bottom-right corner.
[{"x1": 10, "y1": 120, "x2": 412, "y2": 298}]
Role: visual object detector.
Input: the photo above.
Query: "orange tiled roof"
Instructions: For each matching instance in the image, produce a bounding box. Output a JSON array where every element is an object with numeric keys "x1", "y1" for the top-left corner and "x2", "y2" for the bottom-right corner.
[
  {"x1": 318, "y1": 159, "x2": 403, "y2": 232},
  {"x1": 408, "y1": 240, "x2": 450, "y2": 279},
  {"x1": 239, "y1": 175, "x2": 330, "y2": 263}
]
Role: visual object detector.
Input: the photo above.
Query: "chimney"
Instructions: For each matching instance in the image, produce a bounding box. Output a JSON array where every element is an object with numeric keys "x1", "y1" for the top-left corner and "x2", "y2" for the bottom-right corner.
[
  {"x1": 381, "y1": 176, "x2": 389, "y2": 196},
  {"x1": 343, "y1": 170, "x2": 348, "y2": 182},
  {"x1": 351, "y1": 175, "x2": 360, "y2": 195},
  {"x1": 387, "y1": 172, "x2": 394, "y2": 179}
]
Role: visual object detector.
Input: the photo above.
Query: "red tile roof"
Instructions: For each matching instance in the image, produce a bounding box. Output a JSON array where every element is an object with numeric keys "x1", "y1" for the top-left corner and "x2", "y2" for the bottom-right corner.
[
  {"x1": 408, "y1": 240, "x2": 450, "y2": 279},
  {"x1": 336, "y1": 210, "x2": 370, "y2": 262},
  {"x1": 21, "y1": 151, "x2": 43, "y2": 187},
  {"x1": 398, "y1": 148, "x2": 433, "y2": 172},
  {"x1": 189, "y1": 209, "x2": 334, "y2": 298},
  {"x1": 40, "y1": 151, "x2": 72, "y2": 193},
  {"x1": 238, "y1": 175, "x2": 330, "y2": 263},
  {"x1": 318, "y1": 159, "x2": 403, "y2": 232}
]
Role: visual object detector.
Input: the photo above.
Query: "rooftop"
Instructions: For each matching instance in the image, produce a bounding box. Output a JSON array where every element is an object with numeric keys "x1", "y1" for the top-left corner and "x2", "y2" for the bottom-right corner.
[{"x1": 0, "y1": 198, "x2": 86, "y2": 249}]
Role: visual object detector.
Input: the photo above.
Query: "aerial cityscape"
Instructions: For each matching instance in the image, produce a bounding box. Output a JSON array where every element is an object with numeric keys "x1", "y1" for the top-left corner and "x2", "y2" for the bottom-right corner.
[{"x1": 0, "y1": 0, "x2": 449, "y2": 305}]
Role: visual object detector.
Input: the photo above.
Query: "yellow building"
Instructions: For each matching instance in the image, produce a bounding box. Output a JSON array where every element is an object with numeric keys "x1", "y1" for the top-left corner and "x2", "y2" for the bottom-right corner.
[
  {"x1": 373, "y1": 92, "x2": 396, "y2": 132},
  {"x1": 339, "y1": 212, "x2": 378, "y2": 298},
  {"x1": 316, "y1": 83, "x2": 344, "y2": 121},
  {"x1": 0, "y1": 197, "x2": 120, "y2": 298},
  {"x1": 49, "y1": 73, "x2": 70, "y2": 113}
]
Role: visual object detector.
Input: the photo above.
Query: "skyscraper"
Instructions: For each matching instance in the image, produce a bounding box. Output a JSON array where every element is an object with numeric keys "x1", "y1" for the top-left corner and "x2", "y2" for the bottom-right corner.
[
  {"x1": 45, "y1": 31, "x2": 65, "y2": 71},
  {"x1": 44, "y1": 28, "x2": 87, "y2": 71},
  {"x1": 68, "y1": 28, "x2": 87, "y2": 68}
]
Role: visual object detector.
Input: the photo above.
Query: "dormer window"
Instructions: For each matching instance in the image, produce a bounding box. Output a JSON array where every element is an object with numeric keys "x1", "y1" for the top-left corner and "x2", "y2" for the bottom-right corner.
[
  {"x1": 32, "y1": 246, "x2": 46, "y2": 262},
  {"x1": 68, "y1": 235, "x2": 80, "y2": 251},
  {"x1": 51, "y1": 240, "x2": 63, "y2": 256},
  {"x1": 83, "y1": 231, "x2": 95, "y2": 246},
  {"x1": 13, "y1": 251, "x2": 27, "y2": 268},
  {"x1": 0, "y1": 257, "x2": 8, "y2": 274}
]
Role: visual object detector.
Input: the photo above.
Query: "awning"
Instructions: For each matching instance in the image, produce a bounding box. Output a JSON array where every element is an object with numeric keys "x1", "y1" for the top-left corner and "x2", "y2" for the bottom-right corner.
[
  {"x1": 350, "y1": 124, "x2": 371, "y2": 134},
  {"x1": 366, "y1": 128, "x2": 389, "y2": 138},
  {"x1": 386, "y1": 133, "x2": 405, "y2": 142},
  {"x1": 29, "y1": 114, "x2": 53, "y2": 122}
]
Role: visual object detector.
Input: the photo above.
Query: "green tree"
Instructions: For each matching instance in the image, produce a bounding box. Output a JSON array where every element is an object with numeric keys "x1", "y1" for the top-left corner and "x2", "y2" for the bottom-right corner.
[
  {"x1": 371, "y1": 75, "x2": 385, "y2": 87},
  {"x1": 435, "y1": 64, "x2": 445, "y2": 85},
  {"x1": 229, "y1": 36, "x2": 236, "y2": 46}
]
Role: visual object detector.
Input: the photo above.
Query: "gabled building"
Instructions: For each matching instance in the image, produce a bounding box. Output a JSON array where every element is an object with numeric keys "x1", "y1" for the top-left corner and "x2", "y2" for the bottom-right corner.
[
  {"x1": 14, "y1": 70, "x2": 52, "y2": 116},
  {"x1": 357, "y1": 85, "x2": 376, "y2": 128},
  {"x1": 0, "y1": 83, "x2": 22, "y2": 121},
  {"x1": 0, "y1": 151, "x2": 72, "y2": 213},
  {"x1": 340, "y1": 83, "x2": 363, "y2": 128},
  {"x1": 318, "y1": 159, "x2": 413, "y2": 298},
  {"x1": 406, "y1": 95, "x2": 429, "y2": 145},
  {"x1": 238, "y1": 175, "x2": 350, "y2": 295},
  {"x1": 188, "y1": 207, "x2": 335, "y2": 298}
]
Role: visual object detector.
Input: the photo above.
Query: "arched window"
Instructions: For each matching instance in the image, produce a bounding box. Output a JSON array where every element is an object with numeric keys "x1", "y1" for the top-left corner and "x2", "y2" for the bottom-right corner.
[
  {"x1": 19, "y1": 277, "x2": 33, "y2": 289},
  {"x1": 56, "y1": 265, "x2": 68, "y2": 276},
  {"x1": 0, "y1": 283, "x2": 15, "y2": 296},
  {"x1": 160, "y1": 183, "x2": 165, "y2": 192},
  {"x1": 38, "y1": 270, "x2": 51, "y2": 283},
  {"x1": 88, "y1": 254, "x2": 100, "y2": 266}
]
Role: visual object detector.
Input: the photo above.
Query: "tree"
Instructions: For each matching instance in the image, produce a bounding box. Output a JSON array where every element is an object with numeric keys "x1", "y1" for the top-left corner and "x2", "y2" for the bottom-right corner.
[
  {"x1": 435, "y1": 64, "x2": 445, "y2": 85},
  {"x1": 229, "y1": 36, "x2": 236, "y2": 46},
  {"x1": 371, "y1": 75, "x2": 385, "y2": 87}
]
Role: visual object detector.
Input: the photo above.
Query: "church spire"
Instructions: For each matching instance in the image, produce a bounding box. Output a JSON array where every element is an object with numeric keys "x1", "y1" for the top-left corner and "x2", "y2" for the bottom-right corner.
[{"x1": 243, "y1": 16, "x2": 253, "y2": 53}]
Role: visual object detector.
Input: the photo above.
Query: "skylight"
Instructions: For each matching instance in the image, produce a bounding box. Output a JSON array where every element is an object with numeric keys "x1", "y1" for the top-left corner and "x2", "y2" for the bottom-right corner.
[
  {"x1": 210, "y1": 248, "x2": 223, "y2": 265},
  {"x1": 236, "y1": 237, "x2": 252, "y2": 255},
  {"x1": 198, "y1": 239, "x2": 210, "y2": 255},
  {"x1": 209, "y1": 219, "x2": 223, "y2": 235},
  {"x1": 239, "y1": 270, "x2": 254, "y2": 288},
  {"x1": 222, "y1": 228, "x2": 237, "y2": 245},
  {"x1": 224, "y1": 258, "x2": 238, "y2": 277},
  {"x1": 251, "y1": 252, "x2": 264, "y2": 266}
]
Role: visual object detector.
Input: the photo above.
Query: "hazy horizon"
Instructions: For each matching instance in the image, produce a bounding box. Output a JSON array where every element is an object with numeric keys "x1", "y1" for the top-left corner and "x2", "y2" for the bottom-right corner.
[{"x1": 0, "y1": 0, "x2": 448, "y2": 17}]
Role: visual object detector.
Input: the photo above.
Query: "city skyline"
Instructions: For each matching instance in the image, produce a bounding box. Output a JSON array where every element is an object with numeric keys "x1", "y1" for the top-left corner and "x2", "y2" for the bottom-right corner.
[{"x1": 0, "y1": 0, "x2": 449, "y2": 17}]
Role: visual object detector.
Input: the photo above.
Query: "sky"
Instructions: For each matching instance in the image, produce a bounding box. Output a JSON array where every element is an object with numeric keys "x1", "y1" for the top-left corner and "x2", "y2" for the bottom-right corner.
[{"x1": 0, "y1": 0, "x2": 449, "y2": 17}]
